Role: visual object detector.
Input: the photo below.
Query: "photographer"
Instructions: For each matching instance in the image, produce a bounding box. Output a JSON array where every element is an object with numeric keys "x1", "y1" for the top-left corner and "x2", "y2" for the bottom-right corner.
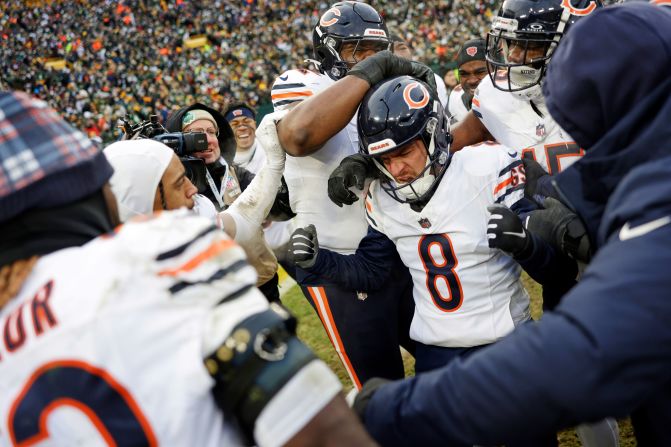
[{"x1": 165, "y1": 104, "x2": 241, "y2": 209}]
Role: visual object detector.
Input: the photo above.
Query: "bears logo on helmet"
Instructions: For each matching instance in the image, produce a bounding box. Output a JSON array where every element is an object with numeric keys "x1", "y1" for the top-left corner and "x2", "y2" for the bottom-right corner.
[
  {"x1": 403, "y1": 82, "x2": 430, "y2": 110},
  {"x1": 320, "y1": 7, "x2": 341, "y2": 27},
  {"x1": 561, "y1": 0, "x2": 598, "y2": 15}
]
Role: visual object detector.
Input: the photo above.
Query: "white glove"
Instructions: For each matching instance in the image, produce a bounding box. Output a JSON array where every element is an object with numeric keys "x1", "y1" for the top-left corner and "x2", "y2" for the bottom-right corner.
[{"x1": 222, "y1": 110, "x2": 289, "y2": 243}]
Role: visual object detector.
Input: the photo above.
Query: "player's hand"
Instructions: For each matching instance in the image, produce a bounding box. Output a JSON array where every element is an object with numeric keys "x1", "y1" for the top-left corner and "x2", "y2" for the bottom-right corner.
[
  {"x1": 522, "y1": 158, "x2": 551, "y2": 204},
  {"x1": 288, "y1": 224, "x2": 319, "y2": 269},
  {"x1": 255, "y1": 110, "x2": 288, "y2": 174},
  {"x1": 352, "y1": 378, "x2": 390, "y2": 422},
  {"x1": 526, "y1": 197, "x2": 591, "y2": 262},
  {"x1": 487, "y1": 204, "x2": 532, "y2": 258},
  {"x1": 328, "y1": 154, "x2": 373, "y2": 207},
  {"x1": 348, "y1": 50, "x2": 438, "y2": 96}
]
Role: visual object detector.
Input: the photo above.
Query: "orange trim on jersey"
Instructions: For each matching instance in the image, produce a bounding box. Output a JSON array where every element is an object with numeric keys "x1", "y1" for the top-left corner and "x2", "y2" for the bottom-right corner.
[
  {"x1": 8, "y1": 359, "x2": 158, "y2": 447},
  {"x1": 471, "y1": 97, "x2": 480, "y2": 108},
  {"x1": 271, "y1": 91, "x2": 313, "y2": 100},
  {"x1": 493, "y1": 176, "x2": 513, "y2": 195},
  {"x1": 158, "y1": 239, "x2": 236, "y2": 276},
  {"x1": 651, "y1": 0, "x2": 671, "y2": 5},
  {"x1": 307, "y1": 287, "x2": 362, "y2": 390},
  {"x1": 365, "y1": 199, "x2": 373, "y2": 213}
]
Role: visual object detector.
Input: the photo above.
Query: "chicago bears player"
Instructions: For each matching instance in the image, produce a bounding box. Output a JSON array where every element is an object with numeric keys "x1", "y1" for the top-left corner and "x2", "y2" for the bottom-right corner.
[
  {"x1": 0, "y1": 92, "x2": 373, "y2": 447},
  {"x1": 271, "y1": 3, "x2": 418, "y2": 390},
  {"x1": 451, "y1": 0, "x2": 602, "y2": 175},
  {"x1": 289, "y1": 76, "x2": 556, "y2": 375}
]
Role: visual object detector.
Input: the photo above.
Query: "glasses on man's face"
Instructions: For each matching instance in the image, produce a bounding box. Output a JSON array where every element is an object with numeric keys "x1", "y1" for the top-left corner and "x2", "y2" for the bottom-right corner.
[{"x1": 186, "y1": 127, "x2": 219, "y2": 137}]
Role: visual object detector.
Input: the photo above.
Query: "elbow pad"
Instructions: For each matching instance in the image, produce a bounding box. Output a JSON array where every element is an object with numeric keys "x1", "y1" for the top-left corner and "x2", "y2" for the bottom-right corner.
[{"x1": 204, "y1": 303, "x2": 316, "y2": 443}]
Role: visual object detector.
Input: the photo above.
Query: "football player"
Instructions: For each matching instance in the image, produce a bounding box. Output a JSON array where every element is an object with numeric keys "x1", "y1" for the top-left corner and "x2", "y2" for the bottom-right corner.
[
  {"x1": 289, "y1": 76, "x2": 567, "y2": 378},
  {"x1": 451, "y1": 0, "x2": 603, "y2": 175},
  {"x1": 0, "y1": 91, "x2": 374, "y2": 446},
  {"x1": 272, "y1": 2, "x2": 418, "y2": 389}
]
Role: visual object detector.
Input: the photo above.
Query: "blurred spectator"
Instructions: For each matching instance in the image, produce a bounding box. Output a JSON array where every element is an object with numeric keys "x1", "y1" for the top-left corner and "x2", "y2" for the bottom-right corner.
[{"x1": 1, "y1": 0, "x2": 497, "y2": 143}]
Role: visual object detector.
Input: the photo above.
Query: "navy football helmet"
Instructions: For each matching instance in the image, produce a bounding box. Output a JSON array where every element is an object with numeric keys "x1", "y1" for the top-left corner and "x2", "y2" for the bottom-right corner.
[
  {"x1": 358, "y1": 76, "x2": 451, "y2": 206},
  {"x1": 486, "y1": 0, "x2": 602, "y2": 99},
  {"x1": 313, "y1": 2, "x2": 390, "y2": 81}
]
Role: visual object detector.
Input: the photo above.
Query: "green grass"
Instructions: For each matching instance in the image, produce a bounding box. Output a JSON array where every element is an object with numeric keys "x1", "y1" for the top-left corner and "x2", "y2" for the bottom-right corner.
[{"x1": 281, "y1": 274, "x2": 635, "y2": 446}]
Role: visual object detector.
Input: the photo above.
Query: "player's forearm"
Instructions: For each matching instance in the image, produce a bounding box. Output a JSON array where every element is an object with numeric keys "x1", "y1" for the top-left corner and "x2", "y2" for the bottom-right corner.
[
  {"x1": 450, "y1": 110, "x2": 493, "y2": 151},
  {"x1": 278, "y1": 76, "x2": 370, "y2": 156}
]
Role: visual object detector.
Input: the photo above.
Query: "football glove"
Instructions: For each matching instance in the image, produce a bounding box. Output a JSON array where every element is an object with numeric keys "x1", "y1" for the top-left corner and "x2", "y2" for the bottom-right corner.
[
  {"x1": 348, "y1": 50, "x2": 438, "y2": 97},
  {"x1": 487, "y1": 204, "x2": 533, "y2": 258},
  {"x1": 328, "y1": 154, "x2": 374, "y2": 207},
  {"x1": 526, "y1": 197, "x2": 591, "y2": 263},
  {"x1": 522, "y1": 158, "x2": 553, "y2": 204},
  {"x1": 287, "y1": 224, "x2": 319, "y2": 269}
]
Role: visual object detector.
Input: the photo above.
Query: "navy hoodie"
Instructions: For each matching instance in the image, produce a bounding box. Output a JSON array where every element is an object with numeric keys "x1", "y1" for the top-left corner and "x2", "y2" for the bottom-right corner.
[{"x1": 363, "y1": 4, "x2": 671, "y2": 446}]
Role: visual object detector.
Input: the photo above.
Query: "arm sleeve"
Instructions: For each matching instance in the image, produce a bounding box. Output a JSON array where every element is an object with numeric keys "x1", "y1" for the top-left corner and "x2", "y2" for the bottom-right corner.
[
  {"x1": 364, "y1": 226, "x2": 671, "y2": 446},
  {"x1": 305, "y1": 226, "x2": 398, "y2": 291}
]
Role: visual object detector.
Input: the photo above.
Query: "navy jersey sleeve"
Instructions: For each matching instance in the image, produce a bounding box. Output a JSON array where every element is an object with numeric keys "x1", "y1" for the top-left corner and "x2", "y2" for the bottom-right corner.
[
  {"x1": 363, "y1": 223, "x2": 671, "y2": 446},
  {"x1": 305, "y1": 226, "x2": 397, "y2": 291}
]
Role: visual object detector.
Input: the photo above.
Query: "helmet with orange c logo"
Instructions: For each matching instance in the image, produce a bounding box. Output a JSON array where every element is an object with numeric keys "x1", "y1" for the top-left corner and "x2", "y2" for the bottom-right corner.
[
  {"x1": 485, "y1": 0, "x2": 603, "y2": 100},
  {"x1": 358, "y1": 76, "x2": 451, "y2": 206},
  {"x1": 312, "y1": 2, "x2": 390, "y2": 81}
]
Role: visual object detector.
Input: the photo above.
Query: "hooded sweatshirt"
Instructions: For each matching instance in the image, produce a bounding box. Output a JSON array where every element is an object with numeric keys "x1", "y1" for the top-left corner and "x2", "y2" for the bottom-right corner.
[{"x1": 362, "y1": 4, "x2": 671, "y2": 446}]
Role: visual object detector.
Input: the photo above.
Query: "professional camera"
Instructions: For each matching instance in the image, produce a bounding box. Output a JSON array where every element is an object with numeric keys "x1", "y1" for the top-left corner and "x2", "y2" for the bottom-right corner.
[{"x1": 119, "y1": 115, "x2": 216, "y2": 196}]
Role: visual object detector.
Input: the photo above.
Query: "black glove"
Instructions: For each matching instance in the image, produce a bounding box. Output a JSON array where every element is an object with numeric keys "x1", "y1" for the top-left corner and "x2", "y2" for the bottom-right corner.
[
  {"x1": 348, "y1": 50, "x2": 438, "y2": 97},
  {"x1": 351, "y1": 377, "x2": 390, "y2": 423},
  {"x1": 287, "y1": 224, "x2": 319, "y2": 269},
  {"x1": 526, "y1": 197, "x2": 591, "y2": 262},
  {"x1": 522, "y1": 158, "x2": 552, "y2": 204},
  {"x1": 487, "y1": 204, "x2": 533, "y2": 258},
  {"x1": 328, "y1": 154, "x2": 375, "y2": 207}
]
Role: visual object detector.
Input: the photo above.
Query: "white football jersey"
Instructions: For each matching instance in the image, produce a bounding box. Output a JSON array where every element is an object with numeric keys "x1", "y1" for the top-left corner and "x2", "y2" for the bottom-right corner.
[
  {"x1": 447, "y1": 85, "x2": 470, "y2": 123},
  {"x1": 365, "y1": 144, "x2": 531, "y2": 347},
  {"x1": 473, "y1": 75, "x2": 584, "y2": 174},
  {"x1": 0, "y1": 211, "x2": 339, "y2": 447},
  {"x1": 283, "y1": 73, "x2": 368, "y2": 254}
]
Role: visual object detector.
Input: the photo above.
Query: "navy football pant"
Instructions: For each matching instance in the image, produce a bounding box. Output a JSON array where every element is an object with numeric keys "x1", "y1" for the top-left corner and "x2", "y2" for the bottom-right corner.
[{"x1": 299, "y1": 279, "x2": 415, "y2": 389}]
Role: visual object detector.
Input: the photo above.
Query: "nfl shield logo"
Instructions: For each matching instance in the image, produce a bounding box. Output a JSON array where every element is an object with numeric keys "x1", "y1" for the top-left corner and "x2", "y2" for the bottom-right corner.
[
  {"x1": 418, "y1": 217, "x2": 432, "y2": 229},
  {"x1": 536, "y1": 123, "x2": 546, "y2": 137}
]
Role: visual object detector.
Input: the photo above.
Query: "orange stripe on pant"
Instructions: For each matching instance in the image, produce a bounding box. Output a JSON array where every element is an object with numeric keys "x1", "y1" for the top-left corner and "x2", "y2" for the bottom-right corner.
[{"x1": 307, "y1": 286, "x2": 362, "y2": 390}]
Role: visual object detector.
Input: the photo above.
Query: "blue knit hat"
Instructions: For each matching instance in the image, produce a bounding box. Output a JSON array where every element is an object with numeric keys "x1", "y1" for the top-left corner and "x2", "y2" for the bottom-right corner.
[{"x1": 0, "y1": 91, "x2": 113, "y2": 223}]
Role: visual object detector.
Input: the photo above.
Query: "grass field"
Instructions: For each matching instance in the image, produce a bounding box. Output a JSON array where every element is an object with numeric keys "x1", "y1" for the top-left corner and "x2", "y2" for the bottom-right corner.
[{"x1": 279, "y1": 274, "x2": 636, "y2": 446}]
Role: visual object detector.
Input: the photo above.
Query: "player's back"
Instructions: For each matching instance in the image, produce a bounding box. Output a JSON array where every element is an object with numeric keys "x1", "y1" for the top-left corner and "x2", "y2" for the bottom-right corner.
[
  {"x1": 0, "y1": 211, "x2": 266, "y2": 446},
  {"x1": 366, "y1": 143, "x2": 530, "y2": 348},
  {"x1": 473, "y1": 75, "x2": 583, "y2": 174},
  {"x1": 283, "y1": 74, "x2": 368, "y2": 254}
]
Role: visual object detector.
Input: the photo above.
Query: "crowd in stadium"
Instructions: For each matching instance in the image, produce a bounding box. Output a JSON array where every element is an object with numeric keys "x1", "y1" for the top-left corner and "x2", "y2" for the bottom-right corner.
[
  {"x1": 1, "y1": 0, "x2": 670, "y2": 446},
  {"x1": 1, "y1": 0, "x2": 495, "y2": 143}
]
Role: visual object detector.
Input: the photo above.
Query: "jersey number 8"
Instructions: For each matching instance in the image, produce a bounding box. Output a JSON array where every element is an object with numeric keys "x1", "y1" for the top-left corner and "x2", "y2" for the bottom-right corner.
[{"x1": 418, "y1": 234, "x2": 464, "y2": 312}]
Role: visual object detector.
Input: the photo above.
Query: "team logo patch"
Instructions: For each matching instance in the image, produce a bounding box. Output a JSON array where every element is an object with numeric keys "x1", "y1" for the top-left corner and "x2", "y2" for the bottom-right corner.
[
  {"x1": 320, "y1": 7, "x2": 341, "y2": 27},
  {"x1": 560, "y1": 0, "x2": 597, "y2": 16},
  {"x1": 233, "y1": 109, "x2": 243, "y2": 117},
  {"x1": 536, "y1": 123, "x2": 546, "y2": 137},
  {"x1": 418, "y1": 217, "x2": 432, "y2": 229},
  {"x1": 466, "y1": 46, "x2": 478, "y2": 57},
  {"x1": 402, "y1": 82, "x2": 430, "y2": 110}
]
